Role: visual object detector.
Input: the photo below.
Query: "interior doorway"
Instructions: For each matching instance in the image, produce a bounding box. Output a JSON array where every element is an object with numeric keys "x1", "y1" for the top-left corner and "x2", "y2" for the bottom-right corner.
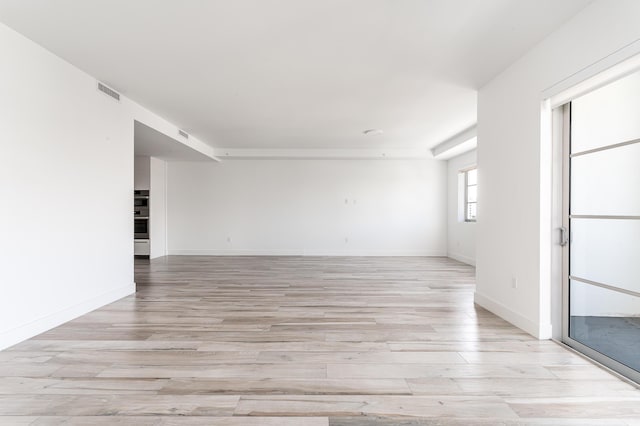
[{"x1": 555, "y1": 69, "x2": 640, "y2": 383}]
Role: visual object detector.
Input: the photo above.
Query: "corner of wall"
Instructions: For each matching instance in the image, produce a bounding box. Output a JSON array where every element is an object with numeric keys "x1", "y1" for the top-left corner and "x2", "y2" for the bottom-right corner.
[
  {"x1": 474, "y1": 290, "x2": 550, "y2": 339},
  {"x1": 0, "y1": 283, "x2": 135, "y2": 351},
  {"x1": 447, "y1": 252, "x2": 476, "y2": 266}
]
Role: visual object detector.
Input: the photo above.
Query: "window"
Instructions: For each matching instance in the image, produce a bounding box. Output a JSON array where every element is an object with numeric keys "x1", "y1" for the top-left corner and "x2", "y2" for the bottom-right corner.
[{"x1": 463, "y1": 167, "x2": 477, "y2": 222}]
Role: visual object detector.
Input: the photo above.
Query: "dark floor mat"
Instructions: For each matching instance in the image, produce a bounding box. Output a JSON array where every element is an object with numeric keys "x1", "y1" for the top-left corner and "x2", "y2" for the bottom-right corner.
[{"x1": 570, "y1": 316, "x2": 640, "y2": 372}]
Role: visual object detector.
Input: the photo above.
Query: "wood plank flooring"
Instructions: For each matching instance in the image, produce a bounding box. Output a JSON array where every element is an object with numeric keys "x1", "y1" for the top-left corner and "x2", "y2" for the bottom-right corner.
[{"x1": 1, "y1": 256, "x2": 639, "y2": 425}]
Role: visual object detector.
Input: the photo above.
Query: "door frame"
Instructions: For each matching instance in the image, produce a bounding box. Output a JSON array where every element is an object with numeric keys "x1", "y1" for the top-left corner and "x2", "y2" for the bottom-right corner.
[{"x1": 557, "y1": 102, "x2": 640, "y2": 385}]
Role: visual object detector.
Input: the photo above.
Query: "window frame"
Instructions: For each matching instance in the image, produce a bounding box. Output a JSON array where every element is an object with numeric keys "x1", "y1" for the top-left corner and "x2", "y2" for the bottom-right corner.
[{"x1": 462, "y1": 166, "x2": 477, "y2": 222}]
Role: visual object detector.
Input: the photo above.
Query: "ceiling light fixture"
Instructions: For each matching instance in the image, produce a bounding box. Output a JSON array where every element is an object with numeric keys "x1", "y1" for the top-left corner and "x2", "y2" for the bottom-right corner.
[{"x1": 363, "y1": 129, "x2": 384, "y2": 136}]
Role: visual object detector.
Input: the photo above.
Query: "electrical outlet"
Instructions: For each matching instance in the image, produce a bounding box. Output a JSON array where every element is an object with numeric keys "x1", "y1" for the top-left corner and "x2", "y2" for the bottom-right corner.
[{"x1": 511, "y1": 277, "x2": 518, "y2": 289}]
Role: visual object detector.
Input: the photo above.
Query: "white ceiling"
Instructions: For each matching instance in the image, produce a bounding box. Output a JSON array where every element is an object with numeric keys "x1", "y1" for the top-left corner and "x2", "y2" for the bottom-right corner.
[{"x1": 0, "y1": 0, "x2": 591, "y2": 151}]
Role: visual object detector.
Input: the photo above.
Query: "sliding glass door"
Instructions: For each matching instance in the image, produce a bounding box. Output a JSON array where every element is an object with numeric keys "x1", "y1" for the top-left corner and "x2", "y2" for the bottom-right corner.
[{"x1": 563, "y1": 70, "x2": 640, "y2": 383}]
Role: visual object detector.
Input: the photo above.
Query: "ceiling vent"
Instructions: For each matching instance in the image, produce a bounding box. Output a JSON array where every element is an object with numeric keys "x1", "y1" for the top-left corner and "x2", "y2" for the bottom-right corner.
[
  {"x1": 97, "y1": 82, "x2": 120, "y2": 101},
  {"x1": 178, "y1": 129, "x2": 189, "y2": 139}
]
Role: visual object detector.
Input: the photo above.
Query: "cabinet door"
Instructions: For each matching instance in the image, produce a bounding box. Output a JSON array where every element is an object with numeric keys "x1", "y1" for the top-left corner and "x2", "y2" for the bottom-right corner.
[{"x1": 134, "y1": 240, "x2": 150, "y2": 255}]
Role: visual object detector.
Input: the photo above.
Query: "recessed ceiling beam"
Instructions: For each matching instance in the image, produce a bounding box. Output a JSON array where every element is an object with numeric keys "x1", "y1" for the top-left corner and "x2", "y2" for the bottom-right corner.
[
  {"x1": 430, "y1": 125, "x2": 477, "y2": 159},
  {"x1": 213, "y1": 148, "x2": 430, "y2": 160}
]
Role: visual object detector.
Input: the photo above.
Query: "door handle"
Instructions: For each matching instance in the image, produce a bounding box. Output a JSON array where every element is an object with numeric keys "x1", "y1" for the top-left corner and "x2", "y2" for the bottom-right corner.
[{"x1": 559, "y1": 226, "x2": 569, "y2": 246}]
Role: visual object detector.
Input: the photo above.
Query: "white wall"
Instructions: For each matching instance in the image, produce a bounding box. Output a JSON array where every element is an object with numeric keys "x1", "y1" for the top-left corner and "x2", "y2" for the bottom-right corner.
[
  {"x1": 150, "y1": 157, "x2": 167, "y2": 259},
  {"x1": 0, "y1": 22, "x2": 132, "y2": 350},
  {"x1": 447, "y1": 150, "x2": 476, "y2": 266},
  {"x1": 0, "y1": 22, "x2": 209, "y2": 350},
  {"x1": 167, "y1": 159, "x2": 447, "y2": 256},
  {"x1": 476, "y1": 0, "x2": 640, "y2": 338},
  {"x1": 134, "y1": 156, "x2": 151, "y2": 190}
]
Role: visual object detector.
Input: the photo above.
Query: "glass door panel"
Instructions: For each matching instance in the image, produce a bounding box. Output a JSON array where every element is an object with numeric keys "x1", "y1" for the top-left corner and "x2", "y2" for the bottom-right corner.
[
  {"x1": 571, "y1": 71, "x2": 640, "y2": 152},
  {"x1": 570, "y1": 142, "x2": 640, "y2": 216},
  {"x1": 570, "y1": 218, "x2": 640, "y2": 294},
  {"x1": 565, "y1": 68, "x2": 640, "y2": 382},
  {"x1": 569, "y1": 280, "x2": 640, "y2": 372}
]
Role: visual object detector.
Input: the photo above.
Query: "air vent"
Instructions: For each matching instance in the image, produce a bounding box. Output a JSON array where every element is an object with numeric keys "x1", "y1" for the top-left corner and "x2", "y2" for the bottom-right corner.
[
  {"x1": 178, "y1": 129, "x2": 189, "y2": 139},
  {"x1": 97, "y1": 82, "x2": 120, "y2": 101}
]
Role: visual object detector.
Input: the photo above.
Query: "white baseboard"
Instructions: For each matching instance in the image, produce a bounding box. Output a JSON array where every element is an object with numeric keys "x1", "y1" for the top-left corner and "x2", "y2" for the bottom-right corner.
[
  {"x1": 474, "y1": 291, "x2": 551, "y2": 339},
  {"x1": 0, "y1": 283, "x2": 135, "y2": 351},
  {"x1": 447, "y1": 252, "x2": 476, "y2": 266},
  {"x1": 168, "y1": 248, "x2": 447, "y2": 257}
]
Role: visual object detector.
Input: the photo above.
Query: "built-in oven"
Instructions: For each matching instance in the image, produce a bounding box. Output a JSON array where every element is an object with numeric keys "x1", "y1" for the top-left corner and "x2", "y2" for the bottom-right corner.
[
  {"x1": 134, "y1": 206, "x2": 149, "y2": 218},
  {"x1": 134, "y1": 197, "x2": 148, "y2": 207},
  {"x1": 134, "y1": 189, "x2": 150, "y2": 219},
  {"x1": 134, "y1": 218, "x2": 149, "y2": 239},
  {"x1": 134, "y1": 190, "x2": 149, "y2": 207},
  {"x1": 134, "y1": 190, "x2": 150, "y2": 256}
]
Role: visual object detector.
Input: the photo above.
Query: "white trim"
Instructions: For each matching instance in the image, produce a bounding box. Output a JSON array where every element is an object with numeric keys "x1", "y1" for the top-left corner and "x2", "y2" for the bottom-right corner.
[
  {"x1": 458, "y1": 164, "x2": 477, "y2": 173},
  {"x1": 431, "y1": 125, "x2": 477, "y2": 158},
  {"x1": 164, "y1": 160, "x2": 169, "y2": 257},
  {"x1": 463, "y1": 167, "x2": 477, "y2": 222},
  {"x1": 0, "y1": 283, "x2": 135, "y2": 350},
  {"x1": 543, "y1": 39, "x2": 640, "y2": 106},
  {"x1": 168, "y1": 249, "x2": 446, "y2": 257},
  {"x1": 447, "y1": 253, "x2": 476, "y2": 266},
  {"x1": 538, "y1": 98, "x2": 553, "y2": 343},
  {"x1": 474, "y1": 291, "x2": 552, "y2": 339},
  {"x1": 212, "y1": 148, "x2": 430, "y2": 160}
]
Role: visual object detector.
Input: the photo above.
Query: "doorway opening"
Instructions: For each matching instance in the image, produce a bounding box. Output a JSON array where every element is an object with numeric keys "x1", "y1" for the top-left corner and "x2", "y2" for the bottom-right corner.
[{"x1": 551, "y1": 66, "x2": 640, "y2": 384}]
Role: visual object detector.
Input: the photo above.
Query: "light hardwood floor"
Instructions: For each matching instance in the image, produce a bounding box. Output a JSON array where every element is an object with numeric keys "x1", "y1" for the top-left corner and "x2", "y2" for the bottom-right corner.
[{"x1": 1, "y1": 256, "x2": 639, "y2": 425}]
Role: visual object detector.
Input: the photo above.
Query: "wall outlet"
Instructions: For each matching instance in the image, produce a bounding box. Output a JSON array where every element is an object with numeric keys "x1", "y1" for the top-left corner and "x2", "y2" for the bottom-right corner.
[{"x1": 511, "y1": 277, "x2": 518, "y2": 289}]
